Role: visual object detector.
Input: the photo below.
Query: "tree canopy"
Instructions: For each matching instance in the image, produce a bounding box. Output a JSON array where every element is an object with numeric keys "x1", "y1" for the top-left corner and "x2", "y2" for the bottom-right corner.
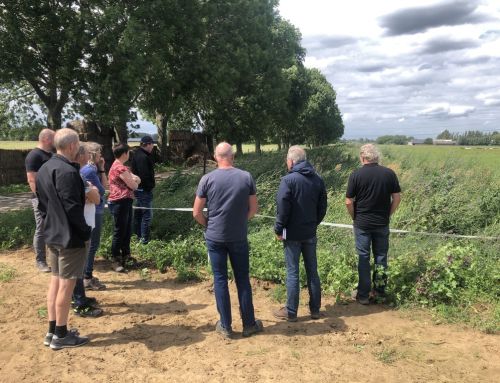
[{"x1": 0, "y1": 0, "x2": 344, "y2": 155}]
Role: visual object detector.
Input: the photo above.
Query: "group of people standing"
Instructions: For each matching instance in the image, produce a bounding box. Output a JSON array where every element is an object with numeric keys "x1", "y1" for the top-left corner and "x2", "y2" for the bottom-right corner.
[
  {"x1": 26, "y1": 126, "x2": 400, "y2": 347},
  {"x1": 25, "y1": 129, "x2": 155, "y2": 350},
  {"x1": 193, "y1": 142, "x2": 401, "y2": 338}
]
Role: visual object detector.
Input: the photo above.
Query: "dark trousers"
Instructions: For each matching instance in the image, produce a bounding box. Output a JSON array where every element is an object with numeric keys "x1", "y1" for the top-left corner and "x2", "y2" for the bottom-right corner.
[
  {"x1": 133, "y1": 190, "x2": 153, "y2": 243},
  {"x1": 108, "y1": 198, "x2": 133, "y2": 262},
  {"x1": 205, "y1": 239, "x2": 256, "y2": 331},
  {"x1": 354, "y1": 226, "x2": 390, "y2": 299}
]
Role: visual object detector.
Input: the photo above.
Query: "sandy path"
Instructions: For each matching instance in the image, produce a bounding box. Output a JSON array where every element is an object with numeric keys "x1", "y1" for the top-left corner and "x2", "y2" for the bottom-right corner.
[{"x1": 0, "y1": 248, "x2": 498, "y2": 383}]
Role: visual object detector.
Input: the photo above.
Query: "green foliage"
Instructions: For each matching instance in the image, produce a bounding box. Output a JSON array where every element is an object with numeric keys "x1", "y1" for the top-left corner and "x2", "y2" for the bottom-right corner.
[
  {"x1": 0, "y1": 209, "x2": 35, "y2": 250},
  {"x1": 376, "y1": 135, "x2": 413, "y2": 145},
  {"x1": 0, "y1": 262, "x2": 16, "y2": 282},
  {"x1": 0, "y1": 184, "x2": 30, "y2": 195}
]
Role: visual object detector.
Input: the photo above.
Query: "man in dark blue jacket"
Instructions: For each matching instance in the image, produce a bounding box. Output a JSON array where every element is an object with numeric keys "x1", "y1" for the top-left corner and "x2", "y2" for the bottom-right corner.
[
  {"x1": 273, "y1": 146, "x2": 327, "y2": 321},
  {"x1": 36, "y1": 128, "x2": 92, "y2": 350}
]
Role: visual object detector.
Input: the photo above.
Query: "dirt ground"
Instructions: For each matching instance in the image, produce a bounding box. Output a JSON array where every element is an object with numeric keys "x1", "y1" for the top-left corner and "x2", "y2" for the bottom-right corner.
[{"x1": 0, "y1": 248, "x2": 498, "y2": 383}]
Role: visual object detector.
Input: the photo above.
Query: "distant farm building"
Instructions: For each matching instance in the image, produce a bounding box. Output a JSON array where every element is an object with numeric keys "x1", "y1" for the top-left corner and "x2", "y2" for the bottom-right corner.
[
  {"x1": 408, "y1": 139, "x2": 426, "y2": 145},
  {"x1": 433, "y1": 139, "x2": 457, "y2": 145}
]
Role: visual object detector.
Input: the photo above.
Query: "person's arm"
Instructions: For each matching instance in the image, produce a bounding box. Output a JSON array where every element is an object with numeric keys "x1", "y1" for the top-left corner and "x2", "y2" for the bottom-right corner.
[
  {"x1": 345, "y1": 197, "x2": 355, "y2": 219},
  {"x1": 86, "y1": 184, "x2": 100, "y2": 204},
  {"x1": 97, "y1": 158, "x2": 109, "y2": 189},
  {"x1": 192, "y1": 196, "x2": 207, "y2": 227},
  {"x1": 345, "y1": 173, "x2": 356, "y2": 220},
  {"x1": 390, "y1": 193, "x2": 401, "y2": 216},
  {"x1": 274, "y1": 179, "x2": 291, "y2": 240},
  {"x1": 26, "y1": 172, "x2": 37, "y2": 193},
  {"x1": 248, "y1": 194, "x2": 258, "y2": 220},
  {"x1": 119, "y1": 170, "x2": 140, "y2": 190},
  {"x1": 317, "y1": 180, "x2": 327, "y2": 224},
  {"x1": 57, "y1": 172, "x2": 91, "y2": 241}
]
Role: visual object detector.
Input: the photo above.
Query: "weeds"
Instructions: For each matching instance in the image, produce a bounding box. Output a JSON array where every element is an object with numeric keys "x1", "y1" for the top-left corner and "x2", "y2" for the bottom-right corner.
[{"x1": 0, "y1": 263, "x2": 16, "y2": 282}]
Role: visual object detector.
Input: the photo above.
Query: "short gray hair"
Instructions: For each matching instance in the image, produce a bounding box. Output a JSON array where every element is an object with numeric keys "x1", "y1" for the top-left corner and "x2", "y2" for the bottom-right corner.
[
  {"x1": 287, "y1": 145, "x2": 306, "y2": 163},
  {"x1": 54, "y1": 128, "x2": 79, "y2": 151},
  {"x1": 360, "y1": 144, "x2": 380, "y2": 163}
]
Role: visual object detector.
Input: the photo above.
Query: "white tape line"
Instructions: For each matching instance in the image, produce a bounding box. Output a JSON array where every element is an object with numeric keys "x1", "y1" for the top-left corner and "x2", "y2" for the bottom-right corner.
[{"x1": 107, "y1": 206, "x2": 500, "y2": 241}]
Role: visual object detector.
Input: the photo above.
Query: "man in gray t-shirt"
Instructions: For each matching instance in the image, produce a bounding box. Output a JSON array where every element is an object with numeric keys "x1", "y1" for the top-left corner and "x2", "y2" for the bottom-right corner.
[{"x1": 193, "y1": 142, "x2": 263, "y2": 339}]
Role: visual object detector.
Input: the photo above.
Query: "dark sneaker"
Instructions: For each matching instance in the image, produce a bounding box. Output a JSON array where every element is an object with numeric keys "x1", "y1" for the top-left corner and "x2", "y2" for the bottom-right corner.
[
  {"x1": 111, "y1": 262, "x2": 125, "y2": 273},
  {"x1": 50, "y1": 329, "x2": 89, "y2": 350},
  {"x1": 371, "y1": 290, "x2": 387, "y2": 304},
  {"x1": 36, "y1": 261, "x2": 51, "y2": 273},
  {"x1": 357, "y1": 297, "x2": 370, "y2": 305},
  {"x1": 71, "y1": 297, "x2": 99, "y2": 309},
  {"x1": 215, "y1": 320, "x2": 233, "y2": 340},
  {"x1": 242, "y1": 319, "x2": 264, "y2": 337},
  {"x1": 273, "y1": 307, "x2": 298, "y2": 322},
  {"x1": 74, "y1": 304, "x2": 103, "y2": 318},
  {"x1": 351, "y1": 289, "x2": 370, "y2": 305},
  {"x1": 310, "y1": 311, "x2": 321, "y2": 320},
  {"x1": 84, "y1": 277, "x2": 106, "y2": 290},
  {"x1": 43, "y1": 332, "x2": 53, "y2": 346}
]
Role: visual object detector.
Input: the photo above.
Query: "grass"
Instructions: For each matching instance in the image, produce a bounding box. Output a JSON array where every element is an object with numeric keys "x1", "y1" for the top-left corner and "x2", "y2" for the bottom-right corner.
[
  {"x1": 374, "y1": 347, "x2": 401, "y2": 364},
  {"x1": 0, "y1": 141, "x2": 38, "y2": 150},
  {"x1": 0, "y1": 184, "x2": 31, "y2": 194},
  {"x1": 0, "y1": 263, "x2": 16, "y2": 282},
  {"x1": 37, "y1": 306, "x2": 48, "y2": 319}
]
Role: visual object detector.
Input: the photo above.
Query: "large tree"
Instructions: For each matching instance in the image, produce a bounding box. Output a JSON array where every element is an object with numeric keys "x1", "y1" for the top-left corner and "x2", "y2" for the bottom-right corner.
[{"x1": 0, "y1": 1, "x2": 105, "y2": 129}]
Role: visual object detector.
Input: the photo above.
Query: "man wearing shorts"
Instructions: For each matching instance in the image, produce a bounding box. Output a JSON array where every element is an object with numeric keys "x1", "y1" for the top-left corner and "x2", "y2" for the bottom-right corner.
[{"x1": 36, "y1": 128, "x2": 92, "y2": 350}]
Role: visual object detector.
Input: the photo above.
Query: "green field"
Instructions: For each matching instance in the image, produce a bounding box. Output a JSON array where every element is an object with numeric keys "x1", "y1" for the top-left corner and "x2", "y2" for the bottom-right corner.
[{"x1": 0, "y1": 141, "x2": 38, "y2": 150}]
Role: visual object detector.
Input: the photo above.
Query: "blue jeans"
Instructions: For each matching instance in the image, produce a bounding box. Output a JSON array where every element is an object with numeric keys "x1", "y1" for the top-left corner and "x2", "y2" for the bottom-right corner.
[
  {"x1": 108, "y1": 198, "x2": 133, "y2": 261},
  {"x1": 134, "y1": 190, "x2": 153, "y2": 243},
  {"x1": 284, "y1": 237, "x2": 321, "y2": 317},
  {"x1": 84, "y1": 212, "x2": 103, "y2": 279},
  {"x1": 205, "y1": 239, "x2": 256, "y2": 331},
  {"x1": 354, "y1": 226, "x2": 390, "y2": 299}
]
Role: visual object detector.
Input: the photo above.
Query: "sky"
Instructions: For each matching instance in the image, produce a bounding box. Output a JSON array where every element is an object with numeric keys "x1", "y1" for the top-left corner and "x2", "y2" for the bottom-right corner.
[{"x1": 278, "y1": 0, "x2": 500, "y2": 138}]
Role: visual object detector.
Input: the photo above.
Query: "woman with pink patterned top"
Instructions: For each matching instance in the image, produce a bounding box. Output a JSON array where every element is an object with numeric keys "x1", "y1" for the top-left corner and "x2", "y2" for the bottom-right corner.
[{"x1": 107, "y1": 144, "x2": 140, "y2": 272}]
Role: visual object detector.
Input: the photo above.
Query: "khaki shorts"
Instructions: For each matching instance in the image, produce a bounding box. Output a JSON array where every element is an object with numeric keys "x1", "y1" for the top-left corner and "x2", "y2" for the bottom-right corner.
[{"x1": 48, "y1": 244, "x2": 88, "y2": 279}]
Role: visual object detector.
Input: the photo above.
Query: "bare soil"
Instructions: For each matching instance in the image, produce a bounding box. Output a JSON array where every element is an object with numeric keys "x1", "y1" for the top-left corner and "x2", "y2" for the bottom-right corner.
[{"x1": 0, "y1": 248, "x2": 498, "y2": 383}]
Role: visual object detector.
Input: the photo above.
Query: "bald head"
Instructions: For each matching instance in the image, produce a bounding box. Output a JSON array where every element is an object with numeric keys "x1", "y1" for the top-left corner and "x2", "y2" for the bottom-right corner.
[
  {"x1": 38, "y1": 128, "x2": 55, "y2": 151},
  {"x1": 214, "y1": 142, "x2": 234, "y2": 167}
]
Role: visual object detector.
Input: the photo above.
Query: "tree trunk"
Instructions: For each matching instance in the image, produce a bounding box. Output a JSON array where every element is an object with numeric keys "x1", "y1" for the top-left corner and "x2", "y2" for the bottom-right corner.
[
  {"x1": 115, "y1": 120, "x2": 128, "y2": 144},
  {"x1": 156, "y1": 111, "x2": 168, "y2": 162},
  {"x1": 206, "y1": 134, "x2": 214, "y2": 156},
  {"x1": 236, "y1": 141, "x2": 243, "y2": 156},
  {"x1": 47, "y1": 105, "x2": 62, "y2": 130},
  {"x1": 255, "y1": 138, "x2": 261, "y2": 155}
]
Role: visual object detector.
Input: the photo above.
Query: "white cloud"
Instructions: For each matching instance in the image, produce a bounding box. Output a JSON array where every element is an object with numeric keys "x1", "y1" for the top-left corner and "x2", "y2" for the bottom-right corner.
[
  {"x1": 278, "y1": 0, "x2": 500, "y2": 138},
  {"x1": 418, "y1": 103, "x2": 475, "y2": 118}
]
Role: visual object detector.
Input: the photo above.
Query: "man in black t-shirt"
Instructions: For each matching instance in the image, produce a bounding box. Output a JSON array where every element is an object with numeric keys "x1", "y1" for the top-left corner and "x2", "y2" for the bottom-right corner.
[
  {"x1": 346, "y1": 144, "x2": 401, "y2": 304},
  {"x1": 25, "y1": 128, "x2": 55, "y2": 272}
]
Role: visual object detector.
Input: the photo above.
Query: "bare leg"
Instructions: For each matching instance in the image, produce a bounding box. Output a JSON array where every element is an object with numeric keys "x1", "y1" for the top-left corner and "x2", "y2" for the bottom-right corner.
[
  {"x1": 47, "y1": 276, "x2": 59, "y2": 321},
  {"x1": 55, "y1": 278, "x2": 77, "y2": 326}
]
